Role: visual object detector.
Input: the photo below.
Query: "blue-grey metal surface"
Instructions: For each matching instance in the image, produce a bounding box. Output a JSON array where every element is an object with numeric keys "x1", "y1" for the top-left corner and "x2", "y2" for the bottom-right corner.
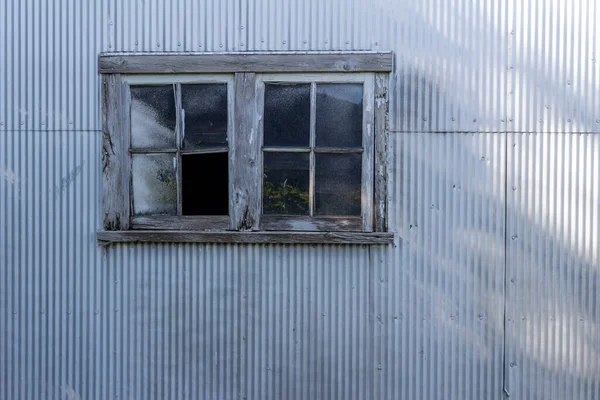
[{"x1": 1, "y1": 1, "x2": 599, "y2": 399}]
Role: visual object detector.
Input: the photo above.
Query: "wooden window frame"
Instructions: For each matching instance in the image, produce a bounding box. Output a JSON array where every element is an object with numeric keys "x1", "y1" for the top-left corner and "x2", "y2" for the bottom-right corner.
[{"x1": 98, "y1": 52, "x2": 393, "y2": 244}]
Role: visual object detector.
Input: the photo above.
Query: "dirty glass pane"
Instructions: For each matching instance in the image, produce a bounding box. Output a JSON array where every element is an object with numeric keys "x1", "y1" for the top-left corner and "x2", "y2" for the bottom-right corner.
[
  {"x1": 132, "y1": 154, "x2": 177, "y2": 216},
  {"x1": 182, "y1": 153, "x2": 229, "y2": 215},
  {"x1": 130, "y1": 85, "x2": 177, "y2": 148},
  {"x1": 263, "y1": 153, "x2": 309, "y2": 215},
  {"x1": 264, "y1": 84, "x2": 310, "y2": 147},
  {"x1": 182, "y1": 84, "x2": 228, "y2": 149},
  {"x1": 315, "y1": 84, "x2": 363, "y2": 148},
  {"x1": 315, "y1": 153, "x2": 361, "y2": 216}
]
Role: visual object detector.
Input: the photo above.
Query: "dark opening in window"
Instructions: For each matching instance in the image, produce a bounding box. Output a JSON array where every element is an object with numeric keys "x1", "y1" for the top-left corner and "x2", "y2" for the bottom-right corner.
[{"x1": 182, "y1": 153, "x2": 229, "y2": 215}]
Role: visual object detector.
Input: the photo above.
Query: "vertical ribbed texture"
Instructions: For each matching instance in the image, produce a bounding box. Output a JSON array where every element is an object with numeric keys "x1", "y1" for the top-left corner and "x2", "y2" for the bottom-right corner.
[
  {"x1": 509, "y1": 0, "x2": 600, "y2": 133},
  {"x1": 376, "y1": 132, "x2": 507, "y2": 399},
  {"x1": 1, "y1": 1, "x2": 600, "y2": 399},
  {"x1": 506, "y1": 133, "x2": 600, "y2": 399}
]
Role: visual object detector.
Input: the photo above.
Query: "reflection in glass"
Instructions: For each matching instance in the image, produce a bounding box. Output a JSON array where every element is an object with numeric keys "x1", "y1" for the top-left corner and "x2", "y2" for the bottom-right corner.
[
  {"x1": 316, "y1": 84, "x2": 363, "y2": 148},
  {"x1": 315, "y1": 153, "x2": 361, "y2": 216},
  {"x1": 263, "y1": 153, "x2": 310, "y2": 215},
  {"x1": 264, "y1": 84, "x2": 310, "y2": 147},
  {"x1": 182, "y1": 84, "x2": 228, "y2": 149},
  {"x1": 182, "y1": 153, "x2": 229, "y2": 215},
  {"x1": 131, "y1": 85, "x2": 177, "y2": 148},
  {"x1": 132, "y1": 154, "x2": 178, "y2": 216}
]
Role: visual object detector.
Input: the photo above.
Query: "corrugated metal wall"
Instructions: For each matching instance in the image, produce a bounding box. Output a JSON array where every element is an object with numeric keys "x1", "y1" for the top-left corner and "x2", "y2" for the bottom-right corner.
[{"x1": 1, "y1": 1, "x2": 599, "y2": 399}]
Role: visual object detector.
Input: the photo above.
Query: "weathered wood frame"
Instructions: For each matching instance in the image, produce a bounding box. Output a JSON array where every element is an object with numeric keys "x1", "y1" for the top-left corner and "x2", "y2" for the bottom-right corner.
[
  {"x1": 257, "y1": 73, "x2": 374, "y2": 232},
  {"x1": 100, "y1": 52, "x2": 392, "y2": 244}
]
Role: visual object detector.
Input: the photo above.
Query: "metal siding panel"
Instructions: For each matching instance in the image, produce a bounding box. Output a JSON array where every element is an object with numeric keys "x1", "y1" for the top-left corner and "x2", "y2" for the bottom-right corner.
[
  {"x1": 378, "y1": 132, "x2": 507, "y2": 399},
  {"x1": 508, "y1": 0, "x2": 600, "y2": 133},
  {"x1": 506, "y1": 133, "x2": 600, "y2": 399}
]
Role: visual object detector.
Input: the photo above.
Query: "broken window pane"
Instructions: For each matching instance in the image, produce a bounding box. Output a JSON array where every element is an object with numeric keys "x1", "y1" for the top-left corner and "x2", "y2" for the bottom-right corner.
[
  {"x1": 315, "y1": 153, "x2": 361, "y2": 216},
  {"x1": 316, "y1": 84, "x2": 363, "y2": 148},
  {"x1": 132, "y1": 154, "x2": 177, "y2": 216},
  {"x1": 182, "y1": 153, "x2": 229, "y2": 215},
  {"x1": 181, "y1": 84, "x2": 228, "y2": 149},
  {"x1": 131, "y1": 85, "x2": 177, "y2": 148},
  {"x1": 263, "y1": 153, "x2": 310, "y2": 215},
  {"x1": 264, "y1": 84, "x2": 310, "y2": 147}
]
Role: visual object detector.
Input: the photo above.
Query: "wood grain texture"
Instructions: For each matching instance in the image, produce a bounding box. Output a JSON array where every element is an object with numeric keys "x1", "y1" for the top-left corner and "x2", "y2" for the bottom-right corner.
[
  {"x1": 97, "y1": 230, "x2": 395, "y2": 244},
  {"x1": 99, "y1": 52, "x2": 393, "y2": 74},
  {"x1": 361, "y1": 75, "x2": 375, "y2": 232},
  {"x1": 374, "y1": 73, "x2": 390, "y2": 232},
  {"x1": 102, "y1": 74, "x2": 128, "y2": 230},
  {"x1": 230, "y1": 73, "x2": 261, "y2": 230},
  {"x1": 262, "y1": 216, "x2": 362, "y2": 231},
  {"x1": 131, "y1": 216, "x2": 229, "y2": 230}
]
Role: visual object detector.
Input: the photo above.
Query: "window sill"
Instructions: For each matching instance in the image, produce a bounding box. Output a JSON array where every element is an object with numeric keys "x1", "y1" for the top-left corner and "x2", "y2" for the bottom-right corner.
[{"x1": 96, "y1": 230, "x2": 394, "y2": 245}]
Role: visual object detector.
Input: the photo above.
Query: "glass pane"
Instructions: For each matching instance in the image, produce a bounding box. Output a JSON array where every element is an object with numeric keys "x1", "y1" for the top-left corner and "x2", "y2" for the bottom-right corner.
[
  {"x1": 132, "y1": 154, "x2": 177, "y2": 216},
  {"x1": 131, "y1": 85, "x2": 177, "y2": 148},
  {"x1": 182, "y1": 153, "x2": 229, "y2": 215},
  {"x1": 264, "y1": 84, "x2": 310, "y2": 147},
  {"x1": 182, "y1": 84, "x2": 228, "y2": 149},
  {"x1": 263, "y1": 153, "x2": 309, "y2": 215},
  {"x1": 315, "y1": 84, "x2": 363, "y2": 148},
  {"x1": 315, "y1": 153, "x2": 361, "y2": 216}
]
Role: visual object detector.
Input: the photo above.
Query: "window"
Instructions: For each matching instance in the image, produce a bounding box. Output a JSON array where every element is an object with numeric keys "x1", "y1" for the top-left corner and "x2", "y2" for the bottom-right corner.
[{"x1": 98, "y1": 52, "x2": 393, "y2": 244}]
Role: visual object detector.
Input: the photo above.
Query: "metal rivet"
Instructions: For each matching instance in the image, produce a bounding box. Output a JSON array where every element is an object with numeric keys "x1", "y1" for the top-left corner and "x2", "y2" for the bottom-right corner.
[
  {"x1": 568, "y1": 119, "x2": 572, "y2": 122},
  {"x1": 377, "y1": 364, "x2": 383, "y2": 370},
  {"x1": 539, "y1": 119, "x2": 543, "y2": 123},
  {"x1": 282, "y1": 40, "x2": 286, "y2": 44},
  {"x1": 451, "y1": 117, "x2": 455, "y2": 121},
  {"x1": 473, "y1": 118, "x2": 477, "y2": 122},
  {"x1": 511, "y1": 235, "x2": 518, "y2": 240},
  {"x1": 240, "y1": 25, "x2": 244, "y2": 30}
]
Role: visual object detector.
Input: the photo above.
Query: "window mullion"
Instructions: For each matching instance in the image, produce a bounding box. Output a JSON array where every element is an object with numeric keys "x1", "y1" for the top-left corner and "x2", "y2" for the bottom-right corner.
[
  {"x1": 230, "y1": 72, "x2": 261, "y2": 230},
  {"x1": 309, "y1": 82, "x2": 316, "y2": 217},
  {"x1": 175, "y1": 83, "x2": 183, "y2": 216}
]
